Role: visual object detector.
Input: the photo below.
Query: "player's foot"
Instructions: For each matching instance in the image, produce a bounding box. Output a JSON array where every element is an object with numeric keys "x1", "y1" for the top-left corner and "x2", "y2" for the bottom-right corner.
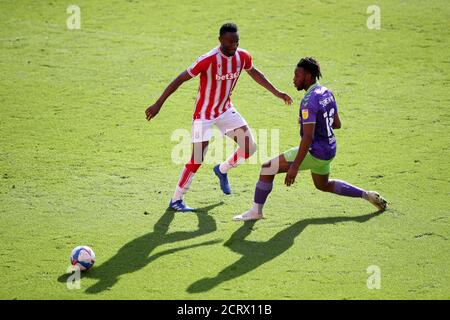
[
  {"x1": 168, "y1": 199, "x2": 195, "y2": 212},
  {"x1": 233, "y1": 209, "x2": 263, "y2": 221},
  {"x1": 213, "y1": 164, "x2": 231, "y2": 195},
  {"x1": 365, "y1": 191, "x2": 388, "y2": 211}
]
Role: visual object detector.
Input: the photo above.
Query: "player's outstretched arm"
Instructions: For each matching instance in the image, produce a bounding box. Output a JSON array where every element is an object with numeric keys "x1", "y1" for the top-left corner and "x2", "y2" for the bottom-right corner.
[
  {"x1": 145, "y1": 71, "x2": 193, "y2": 121},
  {"x1": 285, "y1": 124, "x2": 314, "y2": 187},
  {"x1": 246, "y1": 67, "x2": 293, "y2": 105}
]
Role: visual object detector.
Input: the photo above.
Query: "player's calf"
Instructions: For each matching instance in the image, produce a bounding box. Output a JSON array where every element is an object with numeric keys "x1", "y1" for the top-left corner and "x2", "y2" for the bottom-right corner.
[
  {"x1": 313, "y1": 176, "x2": 388, "y2": 212},
  {"x1": 245, "y1": 139, "x2": 257, "y2": 157},
  {"x1": 215, "y1": 140, "x2": 256, "y2": 195},
  {"x1": 171, "y1": 160, "x2": 202, "y2": 209},
  {"x1": 219, "y1": 143, "x2": 256, "y2": 175}
]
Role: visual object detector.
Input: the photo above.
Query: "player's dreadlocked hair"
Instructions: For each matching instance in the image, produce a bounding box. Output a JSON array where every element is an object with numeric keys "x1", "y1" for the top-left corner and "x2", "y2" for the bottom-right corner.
[
  {"x1": 297, "y1": 57, "x2": 322, "y2": 80},
  {"x1": 219, "y1": 23, "x2": 238, "y2": 36}
]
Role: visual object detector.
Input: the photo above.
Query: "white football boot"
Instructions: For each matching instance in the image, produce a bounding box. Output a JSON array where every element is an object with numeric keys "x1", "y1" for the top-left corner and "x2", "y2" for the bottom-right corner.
[
  {"x1": 365, "y1": 191, "x2": 388, "y2": 211},
  {"x1": 233, "y1": 209, "x2": 264, "y2": 222}
]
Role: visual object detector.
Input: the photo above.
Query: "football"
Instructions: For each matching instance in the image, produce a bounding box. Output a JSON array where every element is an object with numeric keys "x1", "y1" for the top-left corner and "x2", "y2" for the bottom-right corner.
[{"x1": 70, "y1": 246, "x2": 96, "y2": 271}]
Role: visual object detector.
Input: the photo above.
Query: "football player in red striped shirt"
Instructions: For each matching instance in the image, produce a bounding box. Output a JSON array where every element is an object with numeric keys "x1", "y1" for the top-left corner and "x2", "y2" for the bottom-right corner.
[{"x1": 146, "y1": 23, "x2": 292, "y2": 211}]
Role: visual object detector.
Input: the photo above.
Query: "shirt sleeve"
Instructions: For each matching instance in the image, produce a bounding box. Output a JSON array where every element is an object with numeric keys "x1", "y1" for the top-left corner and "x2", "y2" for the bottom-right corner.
[
  {"x1": 187, "y1": 55, "x2": 210, "y2": 77},
  {"x1": 241, "y1": 49, "x2": 253, "y2": 70},
  {"x1": 301, "y1": 95, "x2": 319, "y2": 124},
  {"x1": 330, "y1": 92, "x2": 338, "y2": 113}
]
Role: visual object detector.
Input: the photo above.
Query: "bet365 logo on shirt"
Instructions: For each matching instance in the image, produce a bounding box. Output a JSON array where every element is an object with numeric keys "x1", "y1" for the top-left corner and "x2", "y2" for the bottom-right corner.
[{"x1": 216, "y1": 72, "x2": 240, "y2": 81}]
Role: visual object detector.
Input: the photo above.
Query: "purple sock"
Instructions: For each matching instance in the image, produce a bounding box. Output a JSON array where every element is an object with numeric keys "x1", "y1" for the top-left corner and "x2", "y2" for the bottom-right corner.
[
  {"x1": 254, "y1": 181, "x2": 273, "y2": 204},
  {"x1": 332, "y1": 180, "x2": 365, "y2": 198}
]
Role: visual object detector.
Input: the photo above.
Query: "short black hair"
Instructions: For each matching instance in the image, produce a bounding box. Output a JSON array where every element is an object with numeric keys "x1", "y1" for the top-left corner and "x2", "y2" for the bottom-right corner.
[
  {"x1": 219, "y1": 23, "x2": 238, "y2": 36},
  {"x1": 297, "y1": 57, "x2": 322, "y2": 80}
]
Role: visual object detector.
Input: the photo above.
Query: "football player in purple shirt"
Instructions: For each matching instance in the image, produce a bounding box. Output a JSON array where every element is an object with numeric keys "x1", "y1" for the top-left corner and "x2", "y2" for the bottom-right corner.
[{"x1": 234, "y1": 57, "x2": 387, "y2": 221}]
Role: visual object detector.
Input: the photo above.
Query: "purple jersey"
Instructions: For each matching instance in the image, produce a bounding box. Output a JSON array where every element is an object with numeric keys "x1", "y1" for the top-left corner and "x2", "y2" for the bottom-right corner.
[{"x1": 299, "y1": 83, "x2": 338, "y2": 160}]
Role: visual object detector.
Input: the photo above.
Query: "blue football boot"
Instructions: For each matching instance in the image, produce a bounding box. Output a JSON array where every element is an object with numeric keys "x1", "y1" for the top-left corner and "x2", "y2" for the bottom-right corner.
[
  {"x1": 168, "y1": 199, "x2": 195, "y2": 212},
  {"x1": 213, "y1": 164, "x2": 231, "y2": 195}
]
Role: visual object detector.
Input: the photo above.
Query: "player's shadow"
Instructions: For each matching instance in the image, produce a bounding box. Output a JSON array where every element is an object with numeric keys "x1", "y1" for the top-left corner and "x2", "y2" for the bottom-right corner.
[
  {"x1": 58, "y1": 202, "x2": 223, "y2": 294},
  {"x1": 187, "y1": 210, "x2": 383, "y2": 293}
]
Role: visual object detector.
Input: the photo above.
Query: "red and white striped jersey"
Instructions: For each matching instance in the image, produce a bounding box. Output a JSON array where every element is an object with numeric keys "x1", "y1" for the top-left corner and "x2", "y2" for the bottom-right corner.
[{"x1": 186, "y1": 47, "x2": 253, "y2": 120}]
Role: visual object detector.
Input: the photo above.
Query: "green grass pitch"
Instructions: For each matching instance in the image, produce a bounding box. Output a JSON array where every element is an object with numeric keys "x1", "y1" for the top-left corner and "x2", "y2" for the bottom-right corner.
[{"x1": 0, "y1": 0, "x2": 449, "y2": 299}]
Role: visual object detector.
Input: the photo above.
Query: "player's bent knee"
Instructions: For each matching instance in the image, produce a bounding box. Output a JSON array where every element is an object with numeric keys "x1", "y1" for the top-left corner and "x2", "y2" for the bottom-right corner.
[
  {"x1": 314, "y1": 183, "x2": 329, "y2": 192},
  {"x1": 260, "y1": 160, "x2": 277, "y2": 175},
  {"x1": 261, "y1": 160, "x2": 271, "y2": 168},
  {"x1": 316, "y1": 183, "x2": 334, "y2": 193}
]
